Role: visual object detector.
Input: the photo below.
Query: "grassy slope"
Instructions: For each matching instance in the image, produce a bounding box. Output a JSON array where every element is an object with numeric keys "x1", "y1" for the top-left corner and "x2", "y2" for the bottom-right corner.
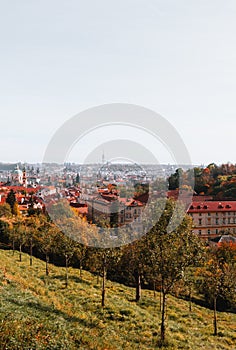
[{"x1": 0, "y1": 250, "x2": 235, "y2": 350}]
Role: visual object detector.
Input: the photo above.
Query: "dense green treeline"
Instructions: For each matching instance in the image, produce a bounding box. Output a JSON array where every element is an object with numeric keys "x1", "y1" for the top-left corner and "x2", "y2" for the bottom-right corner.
[{"x1": 168, "y1": 163, "x2": 236, "y2": 199}]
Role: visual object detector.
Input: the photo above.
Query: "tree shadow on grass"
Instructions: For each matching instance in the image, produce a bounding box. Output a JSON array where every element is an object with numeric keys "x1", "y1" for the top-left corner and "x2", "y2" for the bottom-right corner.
[
  {"x1": 6, "y1": 297, "x2": 97, "y2": 328},
  {"x1": 50, "y1": 274, "x2": 92, "y2": 286},
  {"x1": 178, "y1": 294, "x2": 236, "y2": 314},
  {"x1": 38, "y1": 274, "x2": 92, "y2": 287}
]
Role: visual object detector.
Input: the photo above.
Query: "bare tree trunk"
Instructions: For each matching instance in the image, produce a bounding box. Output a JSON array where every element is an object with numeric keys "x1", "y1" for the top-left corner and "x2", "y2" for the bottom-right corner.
[
  {"x1": 135, "y1": 269, "x2": 141, "y2": 302},
  {"x1": 30, "y1": 237, "x2": 33, "y2": 266},
  {"x1": 79, "y1": 259, "x2": 82, "y2": 278},
  {"x1": 101, "y1": 254, "x2": 106, "y2": 307},
  {"x1": 12, "y1": 240, "x2": 15, "y2": 255},
  {"x1": 160, "y1": 291, "x2": 166, "y2": 344},
  {"x1": 19, "y1": 243, "x2": 22, "y2": 262},
  {"x1": 159, "y1": 280, "x2": 162, "y2": 312},
  {"x1": 213, "y1": 296, "x2": 218, "y2": 336},
  {"x1": 65, "y1": 254, "x2": 69, "y2": 288},
  {"x1": 46, "y1": 254, "x2": 49, "y2": 276},
  {"x1": 153, "y1": 279, "x2": 156, "y2": 299},
  {"x1": 189, "y1": 286, "x2": 192, "y2": 313}
]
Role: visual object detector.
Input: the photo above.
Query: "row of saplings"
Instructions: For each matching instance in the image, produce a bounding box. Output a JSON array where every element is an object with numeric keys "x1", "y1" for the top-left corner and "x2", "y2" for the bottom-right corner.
[{"x1": 0, "y1": 201, "x2": 236, "y2": 346}]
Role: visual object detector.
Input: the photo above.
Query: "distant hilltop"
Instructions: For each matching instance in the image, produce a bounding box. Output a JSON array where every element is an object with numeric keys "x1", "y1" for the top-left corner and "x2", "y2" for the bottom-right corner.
[
  {"x1": 0, "y1": 163, "x2": 18, "y2": 171},
  {"x1": 0, "y1": 162, "x2": 41, "y2": 171}
]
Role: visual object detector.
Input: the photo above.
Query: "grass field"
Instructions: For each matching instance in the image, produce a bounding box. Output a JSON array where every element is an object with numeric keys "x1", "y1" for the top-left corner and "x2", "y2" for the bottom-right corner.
[{"x1": 0, "y1": 249, "x2": 235, "y2": 349}]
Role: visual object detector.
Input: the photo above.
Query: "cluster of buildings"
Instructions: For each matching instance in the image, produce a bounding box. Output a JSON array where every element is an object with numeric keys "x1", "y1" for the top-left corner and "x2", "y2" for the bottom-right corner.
[
  {"x1": 85, "y1": 190, "x2": 143, "y2": 233},
  {"x1": 0, "y1": 163, "x2": 236, "y2": 243},
  {"x1": 0, "y1": 165, "x2": 42, "y2": 213}
]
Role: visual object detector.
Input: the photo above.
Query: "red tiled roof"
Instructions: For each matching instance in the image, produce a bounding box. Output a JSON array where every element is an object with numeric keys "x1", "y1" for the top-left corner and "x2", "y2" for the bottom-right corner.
[
  {"x1": 0, "y1": 197, "x2": 6, "y2": 204},
  {"x1": 73, "y1": 207, "x2": 88, "y2": 215},
  {"x1": 192, "y1": 195, "x2": 213, "y2": 201},
  {"x1": 118, "y1": 198, "x2": 143, "y2": 207},
  {"x1": 3, "y1": 186, "x2": 40, "y2": 193},
  {"x1": 188, "y1": 201, "x2": 236, "y2": 213}
]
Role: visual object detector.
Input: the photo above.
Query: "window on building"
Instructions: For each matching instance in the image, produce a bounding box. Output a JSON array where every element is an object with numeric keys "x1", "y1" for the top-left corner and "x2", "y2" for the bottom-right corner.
[
  {"x1": 208, "y1": 229, "x2": 211, "y2": 235},
  {"x1": 223, "y1": 218, "x2": 226, "y2": 224},
  {"x1": 216, "y1": 212, "x2": 218, "y2": 216},
  {"x1": 216, "y1": 229, "x2": 218, "y2": 234},
  {"x1": 198, "y1": 230, "x2": 202, "y2": 235},
  {"x1": 216, "y1": 218, "x2": 219, "y2": 225},
  {"x1": 199, "y1": 213, "x2": 202, "y2": 216},
  {"x1": 208, "y1": 212, "x2": 211, "y2": 216},
  {"x1": 199, "y1": 219, "x2": 202, "y2": 225}
]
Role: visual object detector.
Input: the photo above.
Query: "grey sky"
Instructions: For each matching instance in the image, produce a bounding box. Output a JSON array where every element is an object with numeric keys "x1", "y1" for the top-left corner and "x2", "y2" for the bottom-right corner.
[{"x1": 0, "y1": 0, "x2": 235, "y2": 165}]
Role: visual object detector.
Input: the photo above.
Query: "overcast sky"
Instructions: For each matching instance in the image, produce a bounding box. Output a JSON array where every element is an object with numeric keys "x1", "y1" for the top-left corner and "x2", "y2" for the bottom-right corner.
[{"x1": 0, "y1": 0, "x2": 235, "y2": 166}]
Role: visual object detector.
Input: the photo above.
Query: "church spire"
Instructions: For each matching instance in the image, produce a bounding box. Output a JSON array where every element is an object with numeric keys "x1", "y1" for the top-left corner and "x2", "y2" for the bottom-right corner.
[
  {"x1": 102, "y1": 150, "x2": 105, "y2": 164},
  {"x1": 22, "y1": 166, "x2": 27, "y2": 187}
]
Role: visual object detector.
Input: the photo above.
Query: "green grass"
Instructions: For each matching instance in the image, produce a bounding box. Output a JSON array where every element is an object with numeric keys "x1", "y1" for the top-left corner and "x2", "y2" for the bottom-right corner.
[{"x1": 0, "y1": 250, "x2": 235, "y2": 349}]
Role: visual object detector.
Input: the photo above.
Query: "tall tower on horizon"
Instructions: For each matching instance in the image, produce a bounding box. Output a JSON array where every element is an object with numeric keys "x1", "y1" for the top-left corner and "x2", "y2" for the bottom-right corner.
[
  {"x1": 102, "y1": 150, "x2": 105, "y2": 164},
  {"x1": 22, "y1": 167, "x2": 27, "y2": 187}
]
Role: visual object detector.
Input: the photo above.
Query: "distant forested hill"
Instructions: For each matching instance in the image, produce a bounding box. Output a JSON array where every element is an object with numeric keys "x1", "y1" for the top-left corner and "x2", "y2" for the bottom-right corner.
[
  {"x1": 0, "y1": 163, "x2": 17, "y2": 171},
  {"x1": 168, "y1": 163, "x2": 236, "y2": 200}
]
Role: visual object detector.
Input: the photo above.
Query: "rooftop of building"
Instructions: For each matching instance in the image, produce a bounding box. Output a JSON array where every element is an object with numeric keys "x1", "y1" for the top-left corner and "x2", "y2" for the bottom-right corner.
[{"x1": 188, "y1": 201, "x2": 236, "y2": 212}]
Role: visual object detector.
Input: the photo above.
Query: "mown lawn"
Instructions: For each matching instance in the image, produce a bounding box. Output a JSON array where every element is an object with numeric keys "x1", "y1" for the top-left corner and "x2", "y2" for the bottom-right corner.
[{"x1": 0, "y1": 249, "x2": 235, "y2": 349}]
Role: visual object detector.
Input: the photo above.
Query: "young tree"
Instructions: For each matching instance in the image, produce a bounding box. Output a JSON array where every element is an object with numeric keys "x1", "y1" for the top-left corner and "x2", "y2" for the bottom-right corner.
[
  {"x1": 87, "y1": 246, "x2": 121, "y2": 307},
  {"x1": 145, "y1": 199, "x2": 204, "y2": 345},
  {"x1": 100, "y1": 247, "x2": 121, "y2": 307},
  {"x1": 58, "y1": 232, "x2": 76, "y2": 288},
  {"x1": 197, "y1": 247, "x2": 236, "y2": 335},
  {"x1": 74, "y1": 243, "x2": 87, "y2": 278},
  {"x1": 36, "y1": 221, "x2": 58, "y2": 276},
  {"x1": 12, "y1": 218, "x2": 28, "y2": 262},
  {"x1": 0, "y1": 218, "x2": 13, "y2": 248},
  {"x1": 6, "y1": 190, "x2": 16, "y2": 214},
  {"x1": 198, "y1": 257, "x2": 223, "y2": 336},
  {"x1": 117, "y1": 240, "x2": 146, "y2": 302},
  {"x1": 182, "y1": 267, "x2": 196, "y2": 313},
  {"x1": 26, "y1": 216, "x2": 41, "y2": 266}
]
